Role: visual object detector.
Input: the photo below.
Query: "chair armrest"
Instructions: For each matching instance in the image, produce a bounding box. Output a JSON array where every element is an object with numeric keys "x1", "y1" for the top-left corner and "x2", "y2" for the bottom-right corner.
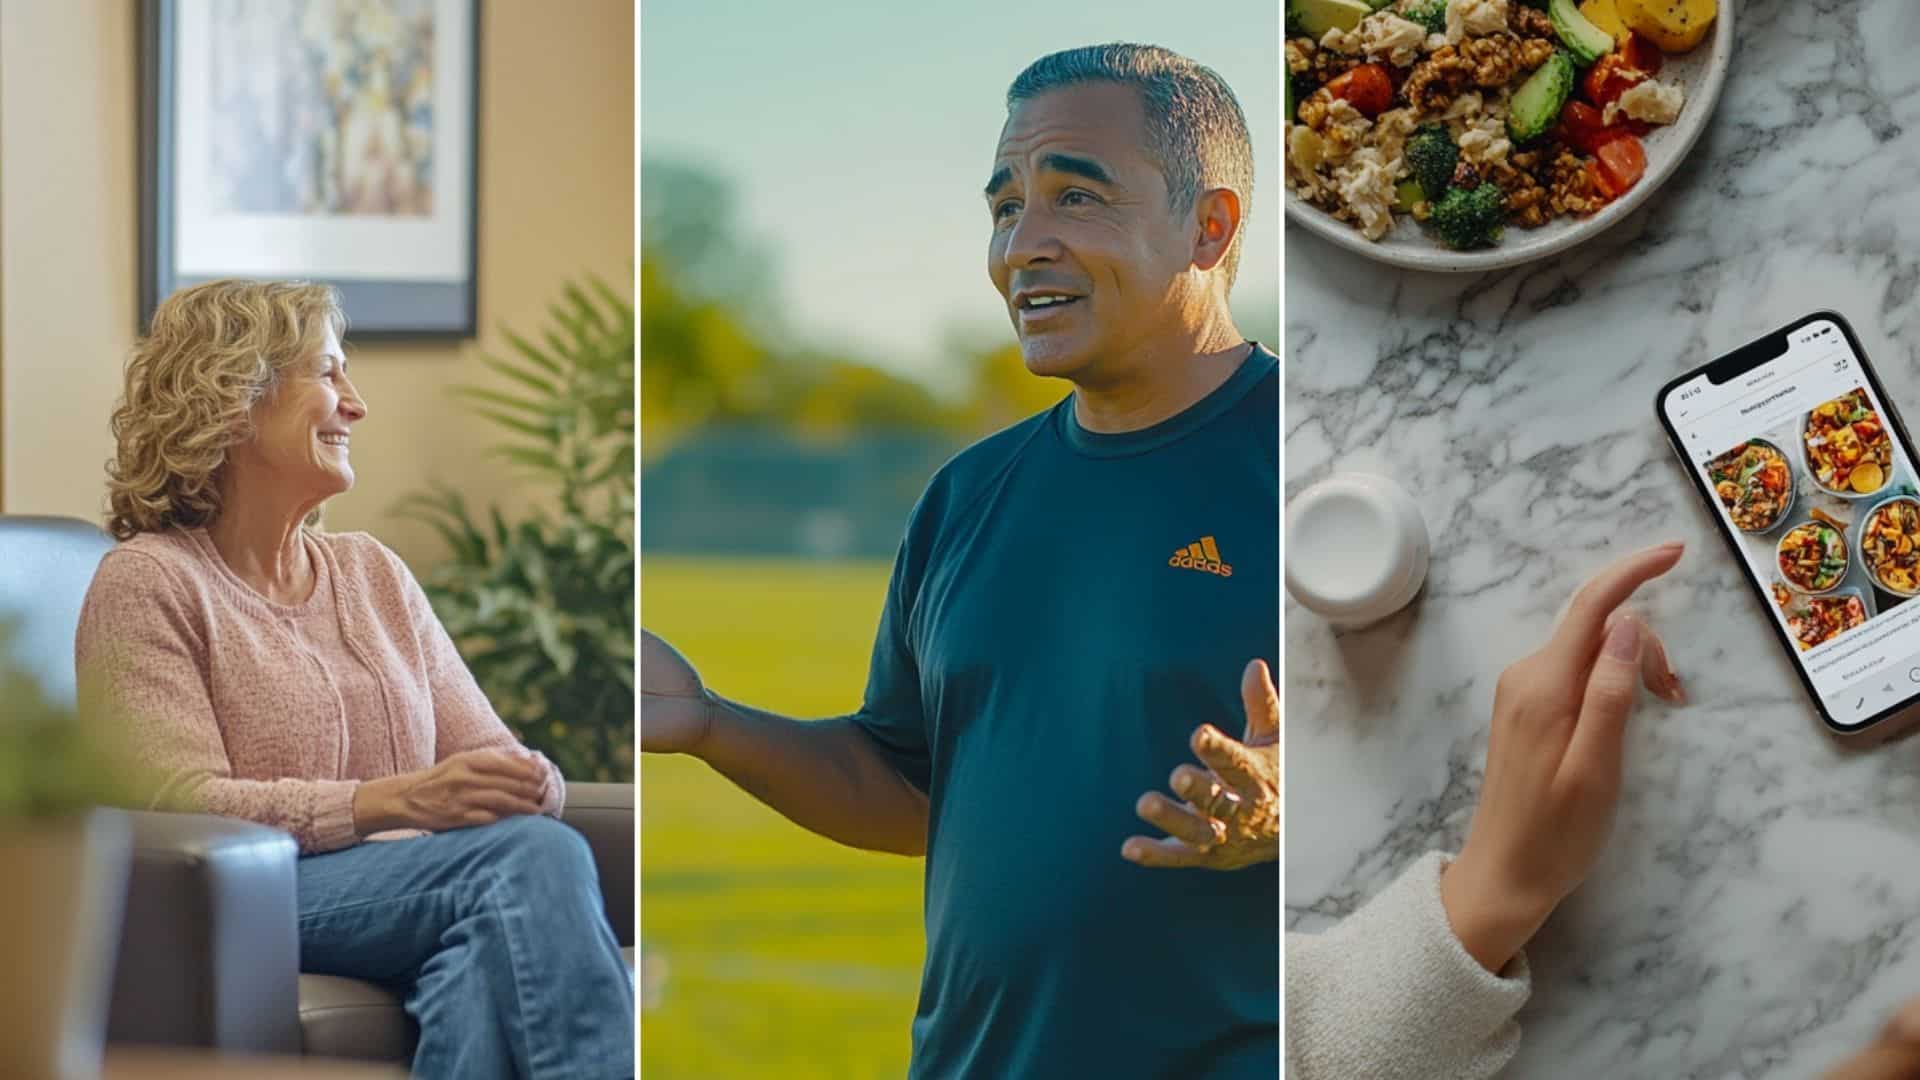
[
  {"x1": 560, "y1": 782, "x2": 633, "y2": 948},
  {"x1": 106, "y1": 809, "x2": 302, "y2": 1055}
]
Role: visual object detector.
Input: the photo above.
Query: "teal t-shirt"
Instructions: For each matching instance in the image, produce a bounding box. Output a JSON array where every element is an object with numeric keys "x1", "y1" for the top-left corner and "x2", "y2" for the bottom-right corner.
[{"x1": 853, "y1": 344, "x2": 1279, "y2": 1079}]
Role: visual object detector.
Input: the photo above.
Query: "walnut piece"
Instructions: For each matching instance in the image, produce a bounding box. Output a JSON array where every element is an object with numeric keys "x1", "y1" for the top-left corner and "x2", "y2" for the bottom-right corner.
[
  {"x1": 1297, "y1": 87, "x2": 1333, "y2": 132},
  {"x1": 1403, "y1": 46, "x2": 1473, "y2": 112},
  {"x1": 1546, "y1": 150, "x2": 1608, "y2": 218},
  {"x1": 1286, "y1": 38, "x2": 1314, "y2": 76},
  {"x1": 1508, "y1": 4, "x2": 1556, "y2": 39}
]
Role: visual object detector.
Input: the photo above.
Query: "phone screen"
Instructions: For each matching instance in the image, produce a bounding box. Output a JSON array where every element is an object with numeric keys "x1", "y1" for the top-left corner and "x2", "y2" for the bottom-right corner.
[{"x1": 1660, "y1": 315, "x2": 1920, "y2": 731}]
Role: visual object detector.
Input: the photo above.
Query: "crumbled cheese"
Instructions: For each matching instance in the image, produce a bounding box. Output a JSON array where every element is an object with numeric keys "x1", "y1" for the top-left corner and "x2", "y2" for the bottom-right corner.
[
  {"x1": 1608, "y1": 78, "x2": 1687, "y2": 126},
  {"x1": 1444, "y1": 92, "x2": 1486, "y2": 122},
  {"x1": 1455, "y1": 113, "x2": 1511, "y2": 166},
  {"x1": 1372, "y1": 107, "x2": 1422, "y2": 166},
  {"x1": 1359, "y1": 12, "x2": 1429, "y2": 67},
  {"x1": 1320, "y1": 26, "x2": 1364, "y2": 55},
  {"x1": 1289, "y1": 126, "x2": 1327, "y2": 182},
  {"x1": 1333, "y1": 148, "x2": 1403, "y2": 240},
  {"x1": 1446, "y1": 0, "x2": 1509, "y2": 43},
  {"x1": 1321, "y1": 98, "x2": 1374, "y2": 164}
]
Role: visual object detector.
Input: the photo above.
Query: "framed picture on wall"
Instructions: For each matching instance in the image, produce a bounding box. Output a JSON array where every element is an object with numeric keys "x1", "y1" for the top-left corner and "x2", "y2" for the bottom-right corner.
[{"x1": 139, "y1": 0, "x2": 481, "y2": 338}]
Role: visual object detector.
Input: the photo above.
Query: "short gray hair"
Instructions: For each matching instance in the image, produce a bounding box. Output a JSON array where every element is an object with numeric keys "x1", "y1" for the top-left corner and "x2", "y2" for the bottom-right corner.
[{"x1": 1006, "y1": 43, "x2": 1254, "y2": 287}]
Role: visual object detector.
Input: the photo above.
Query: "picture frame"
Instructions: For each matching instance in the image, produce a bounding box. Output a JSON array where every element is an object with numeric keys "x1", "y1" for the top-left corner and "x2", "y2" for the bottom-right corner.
[{"x1": 139, "y1": 0, "x2": 481, "y2": 339}]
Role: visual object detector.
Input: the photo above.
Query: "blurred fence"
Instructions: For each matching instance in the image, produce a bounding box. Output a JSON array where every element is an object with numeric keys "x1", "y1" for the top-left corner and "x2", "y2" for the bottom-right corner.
[{"x1": 640, "y1": 426, "x2": 959, "y2": 559}]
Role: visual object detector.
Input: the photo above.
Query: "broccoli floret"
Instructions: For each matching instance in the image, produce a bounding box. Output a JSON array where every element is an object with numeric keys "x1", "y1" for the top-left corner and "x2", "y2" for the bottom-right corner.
[
  {"x1": 1403, "y1": 0, "x2": 1447, "y2": 34},
  {"x1": 1405, "y1": 124, "x2": 1459, "y2": 201},
  {"x1": 1428, "y1": 184, "x2": 1507, "y2": 250}
]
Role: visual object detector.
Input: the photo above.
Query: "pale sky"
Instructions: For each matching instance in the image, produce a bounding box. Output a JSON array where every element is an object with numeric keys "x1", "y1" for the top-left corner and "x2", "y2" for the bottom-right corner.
[{"x1": 640, "y1": 0, "x2": 1279, "y2": 389}]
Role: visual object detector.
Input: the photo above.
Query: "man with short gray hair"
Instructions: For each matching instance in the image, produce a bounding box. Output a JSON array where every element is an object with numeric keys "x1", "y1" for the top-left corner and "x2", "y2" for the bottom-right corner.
[{"x1": 643, "y1": 42, "x2": 1277, "y2": 1077}]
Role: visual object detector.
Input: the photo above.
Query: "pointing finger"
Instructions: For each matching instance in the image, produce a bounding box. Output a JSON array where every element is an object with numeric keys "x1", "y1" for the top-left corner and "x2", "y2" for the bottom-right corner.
[{"x1": 1546, "y1": 542, "x2": 1684, "y2": 672}]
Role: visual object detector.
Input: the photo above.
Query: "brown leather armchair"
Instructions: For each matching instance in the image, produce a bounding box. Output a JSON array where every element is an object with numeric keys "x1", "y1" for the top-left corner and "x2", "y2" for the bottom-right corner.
[{"x1": 0, "y1": 515, "x2": 634, "y2": 1065}]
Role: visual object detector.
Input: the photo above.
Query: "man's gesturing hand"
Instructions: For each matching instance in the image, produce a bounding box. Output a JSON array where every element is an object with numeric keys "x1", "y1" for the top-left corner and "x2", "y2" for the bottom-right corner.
[
  {"x1": 1123, "y1": 659, "x2": 1279, "y2": 871},
  {"x1": 641, "y1": 629, "x2": 716, "y2": 755},
  {"x1": 1441, "y1": 541, "x2": 1686, "y2": 973}
]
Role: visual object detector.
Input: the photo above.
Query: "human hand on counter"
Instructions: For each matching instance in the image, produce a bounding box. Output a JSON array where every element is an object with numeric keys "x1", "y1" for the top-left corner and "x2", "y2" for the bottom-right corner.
[
  {"x1": 1825, "y1": 996, "x2": 1920, "y2": 1079},
  {"x1": 1123, "y1": 659, "x2": 1279, "y2": 871},
  {"x1": 1440, "y1": 542, "x2": 1687, "y2": 973}
]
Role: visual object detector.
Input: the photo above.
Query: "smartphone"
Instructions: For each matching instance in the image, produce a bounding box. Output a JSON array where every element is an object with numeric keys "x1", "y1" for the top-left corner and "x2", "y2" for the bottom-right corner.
[{"x1": 1657, "y1": 311, "x2": 1920, "y2": 736}]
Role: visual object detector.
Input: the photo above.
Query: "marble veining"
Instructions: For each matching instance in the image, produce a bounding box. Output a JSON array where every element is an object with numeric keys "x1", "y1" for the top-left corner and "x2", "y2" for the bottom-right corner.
[{"x1": 1286, "y1": 1, "x2": 1920, "y2": 1074}]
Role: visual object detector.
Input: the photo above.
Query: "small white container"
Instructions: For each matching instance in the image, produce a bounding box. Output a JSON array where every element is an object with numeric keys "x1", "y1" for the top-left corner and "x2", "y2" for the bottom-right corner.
[{"x1": 1285, "y1": 473, "x2": 1430, "y2": 629}]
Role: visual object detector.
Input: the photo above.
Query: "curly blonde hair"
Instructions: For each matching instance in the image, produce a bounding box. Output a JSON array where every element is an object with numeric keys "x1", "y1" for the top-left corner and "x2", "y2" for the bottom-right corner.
[{"x1": 107, "y1": 280, "x2": 347, "y2": 540}]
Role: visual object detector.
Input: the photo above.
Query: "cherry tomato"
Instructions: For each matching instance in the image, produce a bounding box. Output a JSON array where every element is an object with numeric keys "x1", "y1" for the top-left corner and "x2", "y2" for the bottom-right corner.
[
  {"x1": 1594, "y1": 134, "x2": 1647, "y2": 197},
  {"x1": 1326, "y1": 63, "x2": 1392, "y2": 119},
  {"x1": 1582, "y1": 54, "x2": 1647, "y2": 112},
  {"x1": 1558, "y1": 101, "x2": 1612, "y2": 155},
  {"x1": 1619, "y1": 32, "x2": 1664, "y2": 78},
  {"x1": 1588, "y1": 159, "x2": 1618, "y2": 200}
]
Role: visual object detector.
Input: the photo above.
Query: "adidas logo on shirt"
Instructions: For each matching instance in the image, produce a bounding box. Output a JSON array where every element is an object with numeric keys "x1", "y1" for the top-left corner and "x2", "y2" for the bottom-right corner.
[{"x1": 1169, "y1": 536, "x2": 1233, "y2": 577}]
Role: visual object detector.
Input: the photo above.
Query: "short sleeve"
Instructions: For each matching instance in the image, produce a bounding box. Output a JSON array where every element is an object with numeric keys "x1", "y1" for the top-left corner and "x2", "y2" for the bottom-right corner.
[{"x1": 849, "y1": 538, "x2": 931, "y2": 793}]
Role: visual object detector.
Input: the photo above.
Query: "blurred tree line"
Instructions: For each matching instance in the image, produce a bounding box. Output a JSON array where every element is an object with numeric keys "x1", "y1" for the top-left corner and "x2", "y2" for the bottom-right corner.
[
  {"x1": 640, "y1": 156, "x2": 1279, "y2": 459},
  {"x1": 641, "y1": 157, "x2": 1068, "y2": 461}
]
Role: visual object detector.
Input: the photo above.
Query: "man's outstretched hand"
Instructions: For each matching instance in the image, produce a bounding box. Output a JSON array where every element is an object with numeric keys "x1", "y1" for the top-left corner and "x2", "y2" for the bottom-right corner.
[
  {"x1": 641, "y1": 629, "x2": 716, "y2": 755},
  {"x1": 1123, "y1": 658, "x2": 1279, "y2": 871}
]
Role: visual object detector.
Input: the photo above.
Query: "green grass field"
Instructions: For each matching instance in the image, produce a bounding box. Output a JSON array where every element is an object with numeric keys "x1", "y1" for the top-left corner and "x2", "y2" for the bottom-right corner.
[{"x1": 640, "y1": 556, "x2": 925, "y2": 1079}]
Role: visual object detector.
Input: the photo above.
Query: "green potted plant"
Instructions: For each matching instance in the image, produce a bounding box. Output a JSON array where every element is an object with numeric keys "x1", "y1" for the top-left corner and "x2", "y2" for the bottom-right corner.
[
  {"x1": 398, "y1": 273, "x2": 635, "y2": 782},
  {"x1": 0, "y1": 630, "x2": 137, "y2": 1080}
]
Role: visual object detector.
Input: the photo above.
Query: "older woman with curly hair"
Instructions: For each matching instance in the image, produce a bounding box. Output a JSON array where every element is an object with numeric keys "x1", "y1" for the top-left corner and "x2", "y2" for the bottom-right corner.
[{"x1": 75, "y1": 279, "x2": 634, "y2": 1079}]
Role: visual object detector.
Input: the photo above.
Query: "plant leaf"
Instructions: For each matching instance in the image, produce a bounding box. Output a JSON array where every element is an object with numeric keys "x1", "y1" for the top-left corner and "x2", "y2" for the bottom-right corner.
[
  {"x1": 472, "y1": 409, "x2": 554, "y2": 442},
  {"x1": 504, "y1": 328, "x2": 565, "y2": 377},
  {"x1": 452, "y1": 386, "x2": 554, "y2": 418},
  {"x1": 479, "y1": 354, "x2": 561, "y2": 398}
]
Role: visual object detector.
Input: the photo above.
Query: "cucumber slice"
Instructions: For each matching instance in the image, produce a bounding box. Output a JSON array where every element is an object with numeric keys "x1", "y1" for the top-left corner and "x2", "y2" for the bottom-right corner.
[
  {"x1": 1550, "y1": 0, "x2": 1616, "y2": 64},
  {"x1": 1507, "y1": 51, "x2": 1575, "y2": 143},
  {"x1": 1288, "y1": 0, "x2": 1371, "y2": 36}
]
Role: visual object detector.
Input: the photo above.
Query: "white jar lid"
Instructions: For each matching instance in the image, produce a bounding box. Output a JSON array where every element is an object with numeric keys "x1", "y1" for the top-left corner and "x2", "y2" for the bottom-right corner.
[{"x1": 1285, "y1": 473, "x2": 1430, "y2": 627}]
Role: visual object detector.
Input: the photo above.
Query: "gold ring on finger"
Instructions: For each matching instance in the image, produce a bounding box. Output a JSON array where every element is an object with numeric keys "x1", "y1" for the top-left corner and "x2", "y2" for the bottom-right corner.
[{"x1": 1209, "y1": 787, "x2": 1241, "y2": 820}]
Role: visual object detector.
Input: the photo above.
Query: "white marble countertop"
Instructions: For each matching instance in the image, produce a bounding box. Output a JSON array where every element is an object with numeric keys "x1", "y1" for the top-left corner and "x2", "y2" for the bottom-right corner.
[{"x1": 1285, "y1": 2, "x2": 1920, "y2": 1074}]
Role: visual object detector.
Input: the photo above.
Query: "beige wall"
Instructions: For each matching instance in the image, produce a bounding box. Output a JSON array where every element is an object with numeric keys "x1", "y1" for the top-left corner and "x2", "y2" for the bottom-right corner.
[{"x1": 0, "y1": 0, "x2": 635, "y2": 568}]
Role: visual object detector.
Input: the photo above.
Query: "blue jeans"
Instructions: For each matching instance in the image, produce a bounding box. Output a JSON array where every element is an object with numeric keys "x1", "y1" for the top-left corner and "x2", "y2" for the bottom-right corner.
[{"x1": 297, "y1": 815, "x2": 634, "y2": 1080}]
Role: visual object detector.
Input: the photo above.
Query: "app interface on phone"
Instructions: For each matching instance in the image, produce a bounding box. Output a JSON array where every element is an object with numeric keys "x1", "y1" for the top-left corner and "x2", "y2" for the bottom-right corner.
[{"x1": 1665, "y1": 319, "x2": 1920, "y2": 727}]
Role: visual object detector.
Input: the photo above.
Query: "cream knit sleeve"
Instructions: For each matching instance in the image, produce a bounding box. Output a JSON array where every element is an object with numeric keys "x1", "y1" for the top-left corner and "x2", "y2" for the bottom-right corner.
[{"x1": 1285, "y1": 852, "x2": 1530, "y2": 1080}]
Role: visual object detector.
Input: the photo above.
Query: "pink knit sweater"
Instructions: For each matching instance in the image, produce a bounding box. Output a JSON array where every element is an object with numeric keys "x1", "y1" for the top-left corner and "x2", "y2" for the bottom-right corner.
[{"x1": 75, "y1": 527, "x2": 564, "y2": 854}]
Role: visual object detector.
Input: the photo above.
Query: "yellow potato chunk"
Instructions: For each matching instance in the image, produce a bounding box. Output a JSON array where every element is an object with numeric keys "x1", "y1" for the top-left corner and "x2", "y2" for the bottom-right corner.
[
  {"x1": 1579, "y1": 0, "x2": 1632, "y2": 47},
  {"x1": 1616, "y1": 0, "x2": 1717, "y2": 53}
]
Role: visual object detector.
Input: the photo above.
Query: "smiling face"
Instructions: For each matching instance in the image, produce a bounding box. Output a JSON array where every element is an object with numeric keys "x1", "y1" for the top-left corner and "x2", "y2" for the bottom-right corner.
[
  {"x1": 986, "y1": 81, "x2": 1196, "y2": 381},
  {"x1": 226, "y1": 323, "x2": 366, "y2": 505}
]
